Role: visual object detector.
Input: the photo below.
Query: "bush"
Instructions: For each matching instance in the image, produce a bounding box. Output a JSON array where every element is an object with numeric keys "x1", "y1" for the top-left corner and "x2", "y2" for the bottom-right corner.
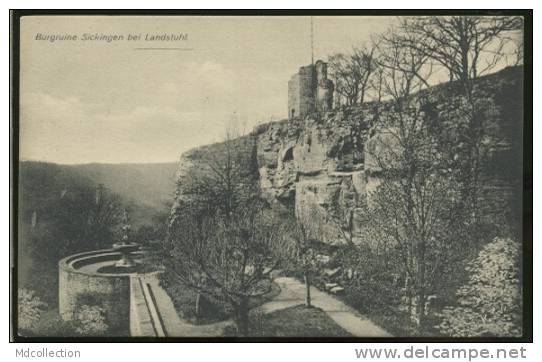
[
  {"x1": 18, "y1": 288, "x2": 47, "y2": 334},
  {"x1": 33, "y1": 309, "x2": 78, "y2": 337},
  {"x1": 438, "y1": 237, "x2": 522, "y2": 337},
  {"x1": 74, "y1": 305, "x2": 109, "y2": 336}
]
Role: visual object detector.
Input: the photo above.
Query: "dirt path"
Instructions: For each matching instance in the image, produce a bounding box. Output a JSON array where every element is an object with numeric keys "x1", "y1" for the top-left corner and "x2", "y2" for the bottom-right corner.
[{"x1": 259, "y1": 277, "x2": 391, "y2": 337}]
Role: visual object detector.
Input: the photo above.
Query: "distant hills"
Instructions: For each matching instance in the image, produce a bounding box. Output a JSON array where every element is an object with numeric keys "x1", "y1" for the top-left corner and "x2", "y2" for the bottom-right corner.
[
  {"x1": 60, "y1": 162, "x2": 178, "y2": 209},
  {"x1": 18, "y1": 161, "x2": 178, "y2": 225}
]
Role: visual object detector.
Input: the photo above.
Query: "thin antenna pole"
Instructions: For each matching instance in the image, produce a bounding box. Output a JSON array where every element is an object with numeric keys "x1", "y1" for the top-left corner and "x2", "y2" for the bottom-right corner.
[{"x1": 310, "y1": 16, "x2": 314, "y2": 65}]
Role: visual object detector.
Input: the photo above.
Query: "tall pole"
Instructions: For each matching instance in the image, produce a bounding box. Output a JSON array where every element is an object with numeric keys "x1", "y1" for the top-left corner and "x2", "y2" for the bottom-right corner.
[{"x1": 310, "y1": 16, "x2": 314, "y2": 65}]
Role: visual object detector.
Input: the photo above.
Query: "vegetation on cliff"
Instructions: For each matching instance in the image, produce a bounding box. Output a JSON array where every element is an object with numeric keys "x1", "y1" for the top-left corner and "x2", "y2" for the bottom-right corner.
[{"x1": 168, "y1": 15, "x2": 525, "y2": 337}]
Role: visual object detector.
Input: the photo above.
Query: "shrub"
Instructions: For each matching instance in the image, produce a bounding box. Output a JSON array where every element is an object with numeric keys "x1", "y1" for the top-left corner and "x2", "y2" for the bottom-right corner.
[
  {"x1": 33, "y1": 309, "x2": 78, "y2": 337},
  {"x1": 438, "y1": 237, "x2": 522, "y2": 337},
  {"x1": 18, "y1": 288, "x2": 47, "y2": 334},
  {"x1": 74, "y1": 305, "x2": 109, "y2": 336}
]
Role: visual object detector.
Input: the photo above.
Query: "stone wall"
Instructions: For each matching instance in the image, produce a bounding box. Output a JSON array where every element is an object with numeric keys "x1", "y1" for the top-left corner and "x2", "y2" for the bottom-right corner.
[
  {"x1": 174, "y1": 66, "x2": 524, "y2": 246},
  {"x1": 129, "y1": 275, "x2": 165, "y2": 337},
  {"x1": 58, "y1": 250, "x2": 131, "y2": 333},
  {"x1": 315, "y1": 60, "x2": 334, "y2": 113}
]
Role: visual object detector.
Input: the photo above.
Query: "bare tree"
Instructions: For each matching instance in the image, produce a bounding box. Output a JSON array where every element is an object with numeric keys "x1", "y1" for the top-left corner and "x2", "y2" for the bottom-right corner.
[
  {"x1": 164, "y1": 132, "x2": 288, "y2": 336},
  {"x1": 399, "y1": 16, "x2": 523, "y2": 85},
  {"x1": 396, "y1": 16, "x2": 523, "y2": 221},
  {"x1": 166, "y1": 203, "x2": 288, "y2": 336},
  {"x1": 375, "y1": 29, "x2": 434, "y2": 100},
  {"x1": 366, "y1": 116, "x2": 466, "y2": 331},
  {"x1": 328, "y1": 44, "x2": 378, "y2": 106},
  {"x1": 285, "y1": 208, "x2": 324, "y2": 307},
  {"x1": 363, "y1": 31, "x2": 468, "y2": 332},
  {"x1": 368, "y1": 64, "x2": 385, "y2": 104},
  {"x1": 352, "y1": 45, "x2": 378, "y2": 104}
]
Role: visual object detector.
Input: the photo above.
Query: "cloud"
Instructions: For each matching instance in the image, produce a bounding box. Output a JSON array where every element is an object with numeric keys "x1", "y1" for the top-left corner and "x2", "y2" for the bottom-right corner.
[
  {"x1": 19, "y1": 16, "x2": 399, "y2": 164},
  {"x1": 19, "y1": 57, "x2": 288, "y2": 164},
  {"x1": 20, "y1": 91, "x2": 232, "y2": 164}
]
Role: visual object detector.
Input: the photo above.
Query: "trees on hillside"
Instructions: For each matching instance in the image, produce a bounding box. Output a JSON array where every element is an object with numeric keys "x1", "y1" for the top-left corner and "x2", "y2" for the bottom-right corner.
[
  {"x1": 360, "y1": 29, "x2": 470, "y2": 331},
  {"x1": 160, "y1": 15, "x2": 524, "y2": 337},
  {"x1": 396, "y1": 16, "x2": 523, "y2": 223},
  {"x1": 37, "y1": 184, "x2": 123, "y2": 257},
  {"x1": 365, "y1": 104, "x2": 469, "y2": 331},
  {"x1": 398, "y1": 16, "x2": 523, "y2": 85},
  {"x1": 19, "y1": 179, "x2": 124, "y2": 307},
  {"x1": 324, "y1": 16, "x2": 523, "y2": 332}
]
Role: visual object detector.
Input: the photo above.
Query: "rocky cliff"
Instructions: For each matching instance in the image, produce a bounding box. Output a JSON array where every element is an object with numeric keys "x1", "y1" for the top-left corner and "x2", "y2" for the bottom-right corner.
[{"x1": 172, "y1": 66, "x2": 524, "y2": 244}]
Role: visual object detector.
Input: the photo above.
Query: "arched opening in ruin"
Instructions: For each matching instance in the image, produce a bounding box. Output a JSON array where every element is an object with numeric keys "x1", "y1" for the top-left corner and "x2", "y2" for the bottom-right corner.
[
  {"x1": 283, "y1": 147, "x2": 294, "y2": 162},
  {"x1": 290, "y1": 108, "x2": 295, "y2": 118}
]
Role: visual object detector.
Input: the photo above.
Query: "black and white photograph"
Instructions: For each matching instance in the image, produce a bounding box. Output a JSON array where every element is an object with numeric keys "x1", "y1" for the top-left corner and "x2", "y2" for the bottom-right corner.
[{"x1": 10, "y1": 10, "x2": 532, "y2": 343}]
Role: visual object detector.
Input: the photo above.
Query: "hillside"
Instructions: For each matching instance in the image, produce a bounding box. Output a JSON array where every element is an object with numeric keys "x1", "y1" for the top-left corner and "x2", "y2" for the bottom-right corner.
[
  {"x1": 17, "y1": 161, "x2": 177, "y2": 306},
  {"x1": 62, "y1": 162, "x2": 178, "y2": 209},
  {"x1": 19, "y1": 161, "x2": 178, "y2": 210}
]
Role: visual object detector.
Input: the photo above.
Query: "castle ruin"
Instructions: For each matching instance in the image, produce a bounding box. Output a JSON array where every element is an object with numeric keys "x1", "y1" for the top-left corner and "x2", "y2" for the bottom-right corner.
[{"x1": 288, "y1": 60, "x2": 334, "y2": 119}]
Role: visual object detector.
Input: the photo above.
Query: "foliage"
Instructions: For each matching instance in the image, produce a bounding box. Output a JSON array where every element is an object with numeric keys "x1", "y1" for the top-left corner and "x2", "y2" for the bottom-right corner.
[
  {"x1": 18, "y1": 163, "x2": 127, "y2": 313},
  {"x1": 396, "y1": 16, "x2": 523, "y2": 225},
  {"x1": 74, "y1": 305, "x2": 109, "y2": 336},
  {"x1": 438, "y1": 237, "x2": 522, "y2": 337},
  {"x1": 31, "y1": 309, "x2": 79, "y2": 337},
  {"x1": 131, "y1": 204, "x2": 170, "y2": 247},
  {"x1": 19, "y1": 163, "x2": 124, "y2": 257},
  {"x1": 19, "y1": 182, "x2": 123, "y2": 269},
  {"x1": 362, "y1": 28, "x2": 473, "y2": 330},
  {"x1": 166, "y1": 203, "x2": 289, "y2": 335},
  {"x1": 330, "y1": 242, "x2": 429, "y2": 336},
  {"x1": 18, "y1": 288, "x2": 47, "y2": 333}
]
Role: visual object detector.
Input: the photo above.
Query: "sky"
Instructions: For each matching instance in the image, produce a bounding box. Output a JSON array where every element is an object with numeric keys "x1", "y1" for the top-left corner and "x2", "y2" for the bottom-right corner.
[{"x1": 19, "y1": 15, "x2": 396, "y2": 164}]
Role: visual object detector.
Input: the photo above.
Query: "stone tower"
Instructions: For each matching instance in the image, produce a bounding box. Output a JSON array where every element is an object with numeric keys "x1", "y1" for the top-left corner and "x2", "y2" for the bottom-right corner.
[
  {"x1": 315, "y1": 60, "x2": 334, "y2": 113},
  {"x1": 287, "y1": 60, "x2": 334, "y2": 120}
]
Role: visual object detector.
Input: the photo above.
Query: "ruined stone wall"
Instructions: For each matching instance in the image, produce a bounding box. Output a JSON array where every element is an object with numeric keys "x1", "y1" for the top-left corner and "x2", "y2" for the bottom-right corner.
[
  {"x1": 174, "y1": 66, "x2": 523, "y2": 245},
  {"x1": 315, "y1": 61, "x2": 334, "y2": 113}
]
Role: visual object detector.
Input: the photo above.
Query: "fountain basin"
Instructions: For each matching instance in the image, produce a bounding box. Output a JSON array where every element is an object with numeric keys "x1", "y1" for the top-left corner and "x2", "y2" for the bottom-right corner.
[
  {"x1": 112, "y1": 242, "x2": 140, "y2": 253},
  {"x1": 58, "y1": 249, "x2": 160, "y2": 334}
]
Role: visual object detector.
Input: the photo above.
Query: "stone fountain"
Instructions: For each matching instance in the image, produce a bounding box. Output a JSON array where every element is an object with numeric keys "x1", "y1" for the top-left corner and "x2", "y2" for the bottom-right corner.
[
  {"x1": 112, "y1": 209, "x2": 140, "y2": 268},
  {"x1": 58, "y1": 209, "x2": 160, "y2": 334}
]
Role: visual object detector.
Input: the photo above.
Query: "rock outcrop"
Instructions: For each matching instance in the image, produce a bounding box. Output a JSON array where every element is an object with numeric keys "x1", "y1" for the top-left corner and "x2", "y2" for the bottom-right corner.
[
  {"x1": 172, "y1": 66, "x2": 524, "y2": 245},
  {"x1": 254, "y1": 108, "x2": 374, "y2": 244}
]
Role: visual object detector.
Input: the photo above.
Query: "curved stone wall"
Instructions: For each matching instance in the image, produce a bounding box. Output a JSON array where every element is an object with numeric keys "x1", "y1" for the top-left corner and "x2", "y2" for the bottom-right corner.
[{"x1": 58, "y1": 249, "x2": 132, "y2": 333}]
